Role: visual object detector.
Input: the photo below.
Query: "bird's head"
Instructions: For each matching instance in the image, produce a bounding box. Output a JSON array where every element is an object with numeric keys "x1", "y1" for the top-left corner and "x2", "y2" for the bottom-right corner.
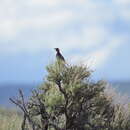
[{"x1": 54, "y1": 48, "x2": 60, "y2": 52}]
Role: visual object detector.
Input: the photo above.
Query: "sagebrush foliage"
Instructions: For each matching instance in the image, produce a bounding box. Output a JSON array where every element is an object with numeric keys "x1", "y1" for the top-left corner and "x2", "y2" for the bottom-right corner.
[{"x1": 11, "y1": 61, "x2": 130, "y2": 130}]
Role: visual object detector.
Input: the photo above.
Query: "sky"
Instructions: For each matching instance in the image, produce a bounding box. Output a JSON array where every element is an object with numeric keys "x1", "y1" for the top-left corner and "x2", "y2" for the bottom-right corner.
[{"x1": 0, "y1": 0, "x2": 130, "y2": 84}]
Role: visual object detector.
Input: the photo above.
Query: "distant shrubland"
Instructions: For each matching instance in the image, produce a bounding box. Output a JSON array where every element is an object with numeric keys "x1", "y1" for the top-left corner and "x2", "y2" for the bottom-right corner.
[{"x1": 0, "y1": 107, "x2": 22, "y2": 130}]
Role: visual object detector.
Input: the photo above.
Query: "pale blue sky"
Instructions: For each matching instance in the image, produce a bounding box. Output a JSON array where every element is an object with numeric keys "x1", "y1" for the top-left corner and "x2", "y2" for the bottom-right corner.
[{"x1": 0, "y1": 0, "x2": 130, "y2": 84}]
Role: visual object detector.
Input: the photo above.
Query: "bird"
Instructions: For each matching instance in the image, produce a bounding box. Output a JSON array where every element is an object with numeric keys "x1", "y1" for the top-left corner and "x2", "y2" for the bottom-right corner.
[{"x1": 54, "y1": 48, "x2": 65, "y2": 62}]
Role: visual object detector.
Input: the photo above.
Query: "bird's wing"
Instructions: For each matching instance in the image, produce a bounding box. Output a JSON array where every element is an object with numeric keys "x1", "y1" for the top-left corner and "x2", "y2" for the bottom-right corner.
[{"x1": 56, "y1": 53, "x2": 65, "y2": 61}]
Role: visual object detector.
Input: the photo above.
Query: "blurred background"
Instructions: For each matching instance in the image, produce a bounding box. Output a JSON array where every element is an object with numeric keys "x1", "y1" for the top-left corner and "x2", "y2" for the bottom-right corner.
[{"x1": 0, "y1": 0, "x2": 130, "y2": 106}]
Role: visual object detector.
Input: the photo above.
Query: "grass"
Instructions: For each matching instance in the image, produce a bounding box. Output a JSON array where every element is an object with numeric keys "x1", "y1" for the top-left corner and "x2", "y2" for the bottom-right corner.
[{"x1": 0, "y1": 107, "x2": 22, "y2": 130}]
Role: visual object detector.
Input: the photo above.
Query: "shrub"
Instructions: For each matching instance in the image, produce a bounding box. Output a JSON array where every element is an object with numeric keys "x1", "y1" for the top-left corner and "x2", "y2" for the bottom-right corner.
[{"x1": 10, "y1": 61, "x2": 130, "y2": 130}]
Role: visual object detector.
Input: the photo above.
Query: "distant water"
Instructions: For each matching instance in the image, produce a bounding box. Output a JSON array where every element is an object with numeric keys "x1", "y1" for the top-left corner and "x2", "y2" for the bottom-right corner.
[{"x1": 0, "y1": 82, "x2": 129, "y2": 107}]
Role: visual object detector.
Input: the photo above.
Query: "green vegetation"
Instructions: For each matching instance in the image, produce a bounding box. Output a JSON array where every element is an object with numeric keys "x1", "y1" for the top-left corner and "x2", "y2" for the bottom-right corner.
[
  {"x1": 0, "y1": 107, "x2": 22, "y2": 130},
  {"x1": 10, "y1": 61, "x2": 130, "y2": 130}
]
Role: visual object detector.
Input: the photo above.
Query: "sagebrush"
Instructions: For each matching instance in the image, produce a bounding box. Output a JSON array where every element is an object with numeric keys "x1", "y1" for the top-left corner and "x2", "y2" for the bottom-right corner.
[{"x1": 10, "y1": 61, "x2": 130, "y2": 130}]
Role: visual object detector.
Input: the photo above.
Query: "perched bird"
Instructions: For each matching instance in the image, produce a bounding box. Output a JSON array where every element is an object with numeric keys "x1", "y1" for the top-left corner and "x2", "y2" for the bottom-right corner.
[{"x1": 54, "y1": 48, "x2": 65, "y2": 62}]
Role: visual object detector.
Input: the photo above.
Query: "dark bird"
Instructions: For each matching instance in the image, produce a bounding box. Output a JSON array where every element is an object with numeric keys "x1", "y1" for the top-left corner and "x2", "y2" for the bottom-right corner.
[{"x1": 54, "y1": 48, "x2": 65, "y2": 62}]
